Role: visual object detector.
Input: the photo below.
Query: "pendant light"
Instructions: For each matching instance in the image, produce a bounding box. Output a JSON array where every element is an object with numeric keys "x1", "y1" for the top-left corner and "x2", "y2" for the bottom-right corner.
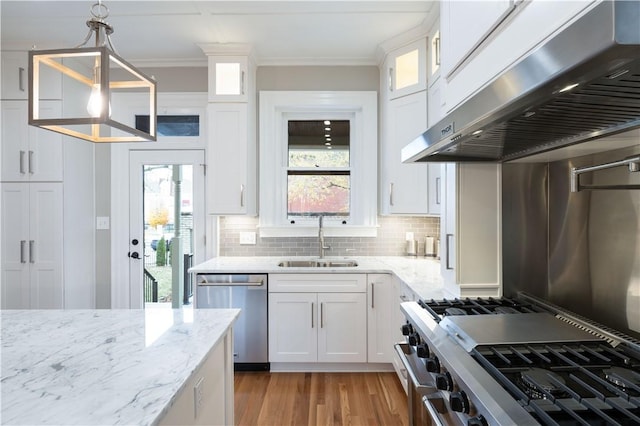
[{"x1": 28, "y1": 1, "x2": 156, "y2": 142}]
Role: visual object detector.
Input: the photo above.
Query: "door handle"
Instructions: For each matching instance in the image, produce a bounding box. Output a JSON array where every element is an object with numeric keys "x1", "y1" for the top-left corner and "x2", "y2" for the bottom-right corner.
[
  {"x1": 19, "y1": 67, "x2": 25, "y2": 92},
  {"x1": 446, "y1": 234, "x2": 454, "y2": 270},
  {"x1": 240, "y1": 184, "x2": 245, "y2": 208},
  {"x1": 28, "y1": 151, "x2": 34, "y2": 174},
  {"x1": 19, "y1": 151, "x2": 26, "y2": 174},
  {"x1": 371, "y1": 282, "x2": 375, "y2": 309},
  {"x1": 311, "y1": 302, "x2": 314, "y2": 328},
  {"x1": 320, "y1": 302, "x2": 324, "y2": 328},
  {"x1": 129, "y1": 251, "x2": 140, "y2": 260},
  {"x1": 389, "y1": 183, "x2": 394, "y2": 206},
  {"x1": 20, "y1": 240, "x2": 26, "y2": 263},
  {"x1": 29, "y1": 240, "x2": 35, "y2": 263},
  {"x1": 435, "y1": 177, "x2": 441, "y2": 205}
]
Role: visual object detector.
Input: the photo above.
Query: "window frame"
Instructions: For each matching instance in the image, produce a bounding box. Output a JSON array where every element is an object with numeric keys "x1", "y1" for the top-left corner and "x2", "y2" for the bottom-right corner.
[{"x1": 259, "y1": 91, "x2": 378, "y2": 238}]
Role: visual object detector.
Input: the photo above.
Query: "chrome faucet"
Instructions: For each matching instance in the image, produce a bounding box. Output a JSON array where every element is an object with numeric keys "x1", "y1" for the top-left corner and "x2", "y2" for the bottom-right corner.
[{"x1": 318, "y1": 215, "x2": 331, "y2": 258}]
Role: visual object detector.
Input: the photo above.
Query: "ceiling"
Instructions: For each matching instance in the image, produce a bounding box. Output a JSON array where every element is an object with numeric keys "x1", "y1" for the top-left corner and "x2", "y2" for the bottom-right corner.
[{"x1": 0, "y1": 1, "x2": 437, "y2": 67}]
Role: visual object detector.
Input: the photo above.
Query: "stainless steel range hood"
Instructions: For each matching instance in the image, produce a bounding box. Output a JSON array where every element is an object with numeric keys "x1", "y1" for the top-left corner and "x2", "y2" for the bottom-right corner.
[{"x1": 402, "y1": 0, "x2": 640, "y2": 163}]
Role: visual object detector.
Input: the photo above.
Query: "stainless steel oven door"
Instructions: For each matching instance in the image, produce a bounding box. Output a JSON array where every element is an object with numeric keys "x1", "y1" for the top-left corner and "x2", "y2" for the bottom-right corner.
[{"x1": 394, "y1": 343, "x2": 461, "y2": 426}]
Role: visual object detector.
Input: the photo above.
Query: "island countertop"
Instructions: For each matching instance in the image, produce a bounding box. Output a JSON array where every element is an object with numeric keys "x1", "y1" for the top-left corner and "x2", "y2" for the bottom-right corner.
[
  {"x1": 1, "y1": 308, "x2": 239, "y2": 425},
  {"x1": 189, "y1": 256, "x2": 443, "y2": 299}
]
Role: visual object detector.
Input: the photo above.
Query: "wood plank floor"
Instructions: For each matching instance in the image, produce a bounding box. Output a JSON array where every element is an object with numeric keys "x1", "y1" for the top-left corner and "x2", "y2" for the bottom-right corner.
[{"x1": 234, "y1": 372, "x2": 409, "y2": 426}]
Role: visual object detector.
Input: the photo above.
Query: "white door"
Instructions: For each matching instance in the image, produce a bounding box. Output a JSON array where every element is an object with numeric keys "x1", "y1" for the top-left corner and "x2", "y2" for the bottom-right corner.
[
  {"x1": 129, "y1": 150, "x2": 205, "y2": 309},
  {"x1": 268, "y1": 292, "x2": 317, "y2": 362},
  {"x1": 1, "y1": 183, "x2": 30, "y2": 308}
]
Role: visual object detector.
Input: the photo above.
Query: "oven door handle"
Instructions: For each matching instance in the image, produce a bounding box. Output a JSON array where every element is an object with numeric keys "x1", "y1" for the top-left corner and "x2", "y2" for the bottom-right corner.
[
  {"x1": 393, "y1": 343, "x2": 434, "y2": 393},
  {"x1": 422, "y1": 395, "x2": 447, "y2": 426}
]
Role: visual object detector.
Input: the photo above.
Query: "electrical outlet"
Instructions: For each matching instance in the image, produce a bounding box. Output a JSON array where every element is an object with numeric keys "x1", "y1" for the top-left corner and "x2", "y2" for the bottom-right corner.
[
  {"x1": 194, "y1": 376, "x2": 204, "y2": 418},
  {"x1": 405, "y1": 232, "x2": 414, "y2": 241},
  {"x1": 239, "y1": 231, "x2": 256, "y2": 245}
]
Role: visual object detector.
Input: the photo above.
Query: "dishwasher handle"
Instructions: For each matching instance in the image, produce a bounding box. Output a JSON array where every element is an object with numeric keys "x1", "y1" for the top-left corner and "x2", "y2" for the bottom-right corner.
[{"x1": 197, "y1": 275, "x2": 266, "y2": 287}]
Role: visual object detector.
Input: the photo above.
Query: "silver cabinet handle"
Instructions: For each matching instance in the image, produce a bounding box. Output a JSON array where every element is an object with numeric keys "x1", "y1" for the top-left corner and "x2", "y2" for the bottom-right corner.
[
  {"x1": 389, "y1": 183, "x2": 394, "y2": 206},
  {"x1": 320, "y1": 302, "x2": 324, "y2": 328},
  {"x1": 241, "y1": 70, "x2": 245, "y2": 95},
  {"x1": 434, "y1": 37, "x2": 441, "y2": 66},
  {"x1": 19, "y1": 67, "x2": 25, "y2": 92},
  {"x1": 311, "y1": 302, "x2": 314, "y2": 328},
  {"x1": 19, "y1": 151, "x2": 26, "y2": 174},
  {"x1": 240, "y1": 184, "x2": 245, "y2": 208},
  {"x1": 29, "y1": 240, "x2": 35, "y2": 263},
  {"x1": 20, "y1": 240, "x2": 27, "y2": 263},
  {"x1": 28, "y1": 151, "x2": 34, "y2": 174},
  {"x1": 371, "y1": 282, "x2": 375, "y2": 309},
  {"x1": 446, "y1": 233, "x2": 454, "y2": 270},
  {"x1": 388, "y1": 67, "x2": 394, "y2": 91},
  {"x1": 435, "y1": 177, "x2": 441, "y2": 205}
]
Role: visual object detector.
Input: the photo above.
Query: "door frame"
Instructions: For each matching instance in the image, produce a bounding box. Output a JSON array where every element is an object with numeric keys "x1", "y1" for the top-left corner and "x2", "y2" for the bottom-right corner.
[{"x1": 110, "y1": 92, "x2": 208, "y2": 308}]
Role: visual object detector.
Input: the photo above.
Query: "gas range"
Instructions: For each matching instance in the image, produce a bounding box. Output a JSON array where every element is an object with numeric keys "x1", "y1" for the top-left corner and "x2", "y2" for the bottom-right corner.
[{"x1": 398, "y1": 294, "x2": 640, "y2": 426}]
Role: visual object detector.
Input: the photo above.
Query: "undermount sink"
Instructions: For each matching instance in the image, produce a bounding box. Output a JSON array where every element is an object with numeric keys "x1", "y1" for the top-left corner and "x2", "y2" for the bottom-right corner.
[{"x1": 278, "y1": 259, "x2": 358, "y2": 268}]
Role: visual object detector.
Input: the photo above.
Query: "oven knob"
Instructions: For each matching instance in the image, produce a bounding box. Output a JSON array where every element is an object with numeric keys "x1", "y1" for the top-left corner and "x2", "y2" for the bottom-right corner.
[
  {"x1": 408, "y1": 332, "x2": 421, "y2": 346},
  {"x1": 401, "y1": 323, "x2": 413, "y2": 336},
  {"x1": 425, "y1": 356, "x2": 440, "y2": 373},
  {"x1": 467, "y1": 415, "x2": 488, "y2": 426},
  {"x1": 416, "y1": 343, "x2": 430, "y2": 358},
  {"x1": 450, "y1": 390, "x2": 470, "y2": 414},
  {"x1": 435, "y1": 372, "x2": 453, "y2": 391}
]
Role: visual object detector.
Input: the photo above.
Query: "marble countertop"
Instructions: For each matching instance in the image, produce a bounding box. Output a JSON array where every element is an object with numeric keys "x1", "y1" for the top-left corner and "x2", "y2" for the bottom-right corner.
[
  {"x1": 1, "y1": 308, "x2": 239, "y2": 425},
  {"x1": 189, "y1": 256, "x2": 444, "y2": 299}
]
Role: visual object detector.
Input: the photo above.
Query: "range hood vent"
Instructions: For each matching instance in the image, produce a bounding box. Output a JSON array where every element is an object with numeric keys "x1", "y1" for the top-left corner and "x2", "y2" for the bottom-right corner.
[{"x1": 402, "y1": 0, "x2": 640, "y2": 163}]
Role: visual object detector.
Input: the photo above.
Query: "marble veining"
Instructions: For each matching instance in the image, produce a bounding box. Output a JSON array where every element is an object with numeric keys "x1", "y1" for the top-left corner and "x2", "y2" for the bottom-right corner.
[
  {"x1": 189, "y1": 256, "x2": 444, "y2": 299},
  {"x1": 1, "y1": 308, "x2": 239, "y2": 425}
]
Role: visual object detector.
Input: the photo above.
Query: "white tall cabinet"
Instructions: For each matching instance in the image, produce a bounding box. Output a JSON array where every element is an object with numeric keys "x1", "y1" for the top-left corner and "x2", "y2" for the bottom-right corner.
[
  {"x1": 1, "y1": 183, "x2": 63, "y2": 308},
  {"x1": 201, "y1": 44, "x2": 257, "y2": 215},
  {"x1": 379, "y1": 31, "x2": 441, "y2": 216}
]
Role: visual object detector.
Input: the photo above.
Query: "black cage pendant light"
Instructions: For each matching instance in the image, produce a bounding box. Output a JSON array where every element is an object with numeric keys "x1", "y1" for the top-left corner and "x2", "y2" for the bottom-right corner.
[{"x1": 28, "y1": 1, "x2": 157, "y2": 142}]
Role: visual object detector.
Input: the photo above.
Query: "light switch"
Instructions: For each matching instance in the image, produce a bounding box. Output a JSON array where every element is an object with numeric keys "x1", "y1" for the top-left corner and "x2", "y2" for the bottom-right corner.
[
  {"x1": 96, "y1": 216, "x2": 110, "y2": 230},
  {"x1": 239, "y1": 232, "x2": 256, "y2": 245}
]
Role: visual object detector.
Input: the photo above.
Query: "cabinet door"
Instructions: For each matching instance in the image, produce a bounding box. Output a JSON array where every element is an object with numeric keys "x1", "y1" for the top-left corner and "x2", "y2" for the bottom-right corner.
[
  {"x1": 29, "y1": 101, "x2": 63, "y2": 182},
  {"x1": 1, "y1": 101, "x2": 29, "y2": 181},
  {"x1": 383, "y1": 91, "x2": 429, "y2": 214},
  {"x1": 317, "y1": 292, "x2": 367, "y2": 363},
  {"x1": 367, "y1": 274, "x2": 394, "y2": 363},
  {"x1": 428, "y1": 23, "x2": 441, "y2": 85},
  {"x1": 29, "y1": 183, "x2": 63, "y2": 309},
  {"x1": 441, "y1": 0, "x2": 516, "y2": 77},
  {"x1": 1, "y1": 183, "x2": 30, "y2": 308},
  {"x1": 207, "y1": 103, "x2": 254, "y2": 215},
  {"x1": 268, "y1": 292, "x2": 317, "y2": 362},
  {"x1": 1, "y1": 52, "x2": 28, "y2": 100},
  {"x1": 1, "y1": 100, "x2": 63, "y2": 182},
  {"x1": 440, "y1": 163, "x2": 457, "y2": 287},
  {"x1": 207, "y1": 56, "x2": 249, "y2": 102},
  {"x1": 386, "y1": 39, "x2": 427, "y2": 100}
]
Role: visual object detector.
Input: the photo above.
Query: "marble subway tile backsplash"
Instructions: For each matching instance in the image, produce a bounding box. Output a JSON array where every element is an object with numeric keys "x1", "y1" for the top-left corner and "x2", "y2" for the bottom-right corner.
[{"x1": 219, "y1": 216, "x2": 440, "y2": 257}]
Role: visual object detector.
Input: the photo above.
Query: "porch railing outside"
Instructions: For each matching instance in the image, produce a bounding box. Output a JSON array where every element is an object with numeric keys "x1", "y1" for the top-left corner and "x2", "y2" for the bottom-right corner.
[{"x1": 144, "y1": 268, "x2": 158, "y2": 303}]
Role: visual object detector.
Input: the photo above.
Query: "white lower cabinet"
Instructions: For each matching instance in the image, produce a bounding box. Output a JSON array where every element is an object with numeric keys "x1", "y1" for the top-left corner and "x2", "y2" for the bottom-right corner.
[
  {"x1": 1, "y1": 182, "x2": 63, "y2": 309},
  {"x1": 268, "y1": 274, "x2": 367, "y2": 363},
  {"x1": 367, "y1": 274, "x2": 394, "y2": 363}
]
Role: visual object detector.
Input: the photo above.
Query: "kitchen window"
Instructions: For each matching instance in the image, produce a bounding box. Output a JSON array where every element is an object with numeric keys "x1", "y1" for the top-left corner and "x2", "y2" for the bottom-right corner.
[{"x1": 259, "y1": 91, "x2": 377, "y2": 237}]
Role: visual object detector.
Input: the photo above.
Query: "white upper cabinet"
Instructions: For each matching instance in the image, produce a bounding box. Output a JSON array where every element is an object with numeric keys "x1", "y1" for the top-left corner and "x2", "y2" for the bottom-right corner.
[
  {"x1": 201, "y1": 44, "x2": 257, "y2": 215},
  {"x1": 440, "y1": 0, "x2": 516, "y2": 79},
  {"x1": 440, "y1": 0, "x2": 596, "y2": 112},
  {"x1": 1, "y1": 100, "x2": 63, "y2": 182},
  {"x1": 385, "y1": 39, "x2": 427, "y2": 100},
  {"x1": 1, "y1": 51, "x2": 61, "y2": 100},
  {"x1": 207, "y1": 56, "x2": 250, "y2": 102},
  {"x1": 440, "y1": 163, "x2": 501, "y2": 298}
]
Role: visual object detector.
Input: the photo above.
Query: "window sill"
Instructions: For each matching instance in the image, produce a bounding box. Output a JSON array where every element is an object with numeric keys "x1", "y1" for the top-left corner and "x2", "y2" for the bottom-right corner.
[{"x1": 258, "y1": 225, "x2": 378, "y2": 238}]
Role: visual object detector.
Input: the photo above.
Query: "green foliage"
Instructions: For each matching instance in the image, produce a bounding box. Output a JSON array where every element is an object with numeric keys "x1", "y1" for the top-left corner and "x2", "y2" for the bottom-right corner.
[{"x1": 156, "y1": 236, "x2": 167, "y2": 266}]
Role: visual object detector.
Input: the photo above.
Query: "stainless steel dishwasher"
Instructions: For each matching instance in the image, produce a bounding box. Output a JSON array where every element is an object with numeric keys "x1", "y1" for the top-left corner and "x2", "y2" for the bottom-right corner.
[{"x1": 195, "y1": 274, "x2": 269, "y2": 371}]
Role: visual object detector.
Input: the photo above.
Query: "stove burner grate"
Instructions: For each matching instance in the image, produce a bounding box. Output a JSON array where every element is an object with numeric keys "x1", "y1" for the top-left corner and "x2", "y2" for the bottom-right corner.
[
  {"x1": 603, "y1": 366, "x2": 640, "y2": 391},
  {"x1": 518, "y1": 368, "x2": 568, "y2": 400}
]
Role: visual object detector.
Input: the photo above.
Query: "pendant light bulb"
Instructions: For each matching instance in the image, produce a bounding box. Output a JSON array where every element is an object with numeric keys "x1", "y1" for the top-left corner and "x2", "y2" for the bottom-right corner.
[{"x1": 87, "y1": 84, "x2": 112, "y2": 118}]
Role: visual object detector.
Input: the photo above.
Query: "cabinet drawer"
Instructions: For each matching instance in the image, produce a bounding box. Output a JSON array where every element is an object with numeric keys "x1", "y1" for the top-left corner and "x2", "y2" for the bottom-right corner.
[{"x1": 269, "y1": 273, "x2": 366, "y2": 293}]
